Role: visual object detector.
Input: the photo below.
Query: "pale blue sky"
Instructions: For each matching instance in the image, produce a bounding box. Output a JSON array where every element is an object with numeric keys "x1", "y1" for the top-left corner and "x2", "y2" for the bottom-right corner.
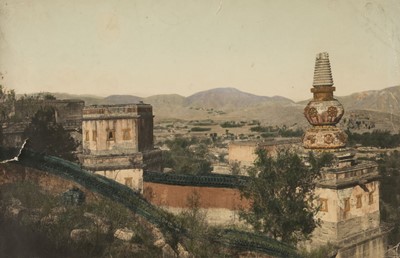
[{"x1": 0, "y1": 0, "x2": 399, "y2": 100}]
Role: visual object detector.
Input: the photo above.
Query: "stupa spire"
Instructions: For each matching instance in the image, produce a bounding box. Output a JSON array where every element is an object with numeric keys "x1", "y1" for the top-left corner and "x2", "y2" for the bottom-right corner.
[{"x1": 313, "y1": 52, "x2": 334, "y2": 87}]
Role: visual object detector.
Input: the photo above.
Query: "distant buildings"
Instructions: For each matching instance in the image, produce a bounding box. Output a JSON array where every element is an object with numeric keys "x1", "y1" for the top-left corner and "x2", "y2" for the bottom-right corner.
[{"x1": 228, "y1": 138, "x2": 301, "y2": 174}]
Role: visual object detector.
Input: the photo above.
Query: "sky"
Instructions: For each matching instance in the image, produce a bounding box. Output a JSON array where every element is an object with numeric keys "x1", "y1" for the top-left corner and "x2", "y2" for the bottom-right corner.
[{"x1": 0, "y1": 0, "x2": 399, "y2": 101}]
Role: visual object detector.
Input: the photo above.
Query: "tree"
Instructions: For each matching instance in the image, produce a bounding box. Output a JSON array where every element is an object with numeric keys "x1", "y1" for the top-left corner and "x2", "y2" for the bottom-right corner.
[
  {"x1": 23, "y1": 107, "x2": 78, "y2": 161},
  {"x1": 239, "y1": 148, "x2": 332, "y2": 244},
  {"x1": 163, "y1": 137, "x2": 212, "y2": 175},
  {"x1": 0, "y1": 85, "x2": 16, "y2": 145},
  {"x1": 0, "y1": 85, "x2": 16, "y2": 122},
  {"x1": 378, "y1": 150, "x2": 400, "y2": 244}
]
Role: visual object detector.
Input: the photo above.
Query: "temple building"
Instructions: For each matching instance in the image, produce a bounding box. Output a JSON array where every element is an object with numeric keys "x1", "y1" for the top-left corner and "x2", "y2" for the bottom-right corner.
[
  {"x1": 80, "y1": 103, "x2": 162, "y2": 192},
  {"x1": 303, "y1": 53, "x2": 387, "y2": 257},
  {"x1": 228, "y1": 138, "x2": 301, "y2": 174}
]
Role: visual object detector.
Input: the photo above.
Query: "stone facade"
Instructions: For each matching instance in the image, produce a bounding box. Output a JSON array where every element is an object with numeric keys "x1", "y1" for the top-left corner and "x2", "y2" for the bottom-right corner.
[{"x1": 80, "y1": 103, "x2": 161, "y2": 192}]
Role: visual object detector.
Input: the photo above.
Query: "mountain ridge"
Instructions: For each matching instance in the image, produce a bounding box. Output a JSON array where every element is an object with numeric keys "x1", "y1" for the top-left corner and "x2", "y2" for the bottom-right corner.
[{"x1": 24, "y1": 85, "x2": 400, "y2": 126}]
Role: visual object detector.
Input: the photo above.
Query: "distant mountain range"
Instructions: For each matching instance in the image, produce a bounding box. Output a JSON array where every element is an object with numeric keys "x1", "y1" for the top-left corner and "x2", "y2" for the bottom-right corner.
[{"x1": 40, "y1": 85, "x2": 400, "y2": 130}]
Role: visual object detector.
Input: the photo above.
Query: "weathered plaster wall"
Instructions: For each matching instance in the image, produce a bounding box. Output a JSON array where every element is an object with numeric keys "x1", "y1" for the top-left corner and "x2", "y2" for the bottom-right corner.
[
  {"x1": 82, "y1": 118, "x2": 138, "y2": 155},
  {"x1": 96, "y1": 168, "x2": 143, "y2": 191},
  {"x1": 163, "y1": 207, "x2": 244, "y2": 225},
  {"x1": 228, "y1": 143, "x2": 257, "y2": 167},
  {"x1": 228, "y1": 139, "x2": 301, "y2": 168},
  {"x1": 337, "y1": 231, "x2": 387, "y2": 258},
  {"x1": 143, "y1": 182, "x2": 250, "y2": 212},
  {"x1": 315, "y1": 182, "x2": 379, "y2": 224}
]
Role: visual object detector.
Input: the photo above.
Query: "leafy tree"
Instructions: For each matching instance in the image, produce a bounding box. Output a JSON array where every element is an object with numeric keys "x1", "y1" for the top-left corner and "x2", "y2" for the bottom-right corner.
[
  {"x1": 43, "y1": 93, "x2": 56, "y2": 100},
  {"x1": 0, "y1": 85, "x2": 16, "y2": 145},
  {"x1": 250, "y1": 126, "x2": 270, "y2": 133},
  {"x1": 378, "y1": 150, "x2": 400, "y2": 244},
  {"x1": 346, "y1": 130, "x2": 400, "y2": 148},
  {"x1": 190, "y1": 127, "x2": 211, "y2": 132},
  {"x1": 163, "y1": 137, "x2": 212, "y2": 175},
  {"x1": 278, "y1": 128, "x2": 304, "y2": 137},
  {"x1": 230, "y1": 161, "x2": 241, "y2": 176},
  {"x1": 299, "y1": 243, "x2": 338, "y2": 258},
  {"x1": 240, "y1": 148, "x2": 332, "y2": 244},
  {"x1": 220, "y1": 121, "x2": 243, "y2": 128},
  {"x1": 0, "y1": 85, "x2": 16, "y2": 122},
  {"x1": 23, "y1": 107, "x2": 78, "y2": 161}
]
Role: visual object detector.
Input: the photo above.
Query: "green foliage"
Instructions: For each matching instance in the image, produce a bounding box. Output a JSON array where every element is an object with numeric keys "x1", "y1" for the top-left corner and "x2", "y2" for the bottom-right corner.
[
  {"x1": 299, "y1": 243, "x2": 338, "y2": 258},
  {"x1": 7, "y1": 149, "x2": 301, "y2": 257},
  {"x1": 347, "y1": 130, "x2": 400, "y2": 148},
  {"x1": 261, "y1": 132, "x2": 275, "y2": 138},
  {"x1": 220, "y1": 121, "x2": 243, "y2": 128},
  {"x1": 43, "y1": 93, "x2": 57, "y2": 100},
  {"x1": 23, "y1": 107, "x2": 78, "y2": 161},
  {"x1": 378, "y1": 150, "x2": 400, "y2": 244},
  {"x1": 240, "y1": 149, "x2": 331, "y2": 244},
  {"x1": 0, "y1": 85, "x2": 16, "y2": 122},
  {"x1": 190, "y1": 120, "x2": 215, "y2": 126},
  {"x1": 190, "y1": 127, "x2": 211, "y2": 132},
  {"x1": 230, "y1": 161, "x2": 241, "y2": 176},
  {"x1": 1, "y1": 181, "x2": 58, "y2": 211},
  {"x1": 177, "y1": 191, "x2": 221, "y2": 257},
  {"x1": 250, "y1": 125, "x2": 303, "y2": 137},
  {"x1": 19, "y1": 92, "x2": 57, "y2": 101},
  {"x1": 0, "y1": 181, "x2": 161, "y2": 258},
  {"x1": 278, "y1": 128, "x2": 304, "y2": 137},
  {"x1": 250, "y1": 125, "x2": 270, "y2": 132},
  {"x1": 163, "y1": 137, "x2": 212, "y2": 175}
]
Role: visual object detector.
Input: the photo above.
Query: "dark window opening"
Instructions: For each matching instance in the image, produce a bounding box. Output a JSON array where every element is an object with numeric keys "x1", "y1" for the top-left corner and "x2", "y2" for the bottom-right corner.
[{"x1": 107, "y1": 130, "x2": 115, "y2": 141}]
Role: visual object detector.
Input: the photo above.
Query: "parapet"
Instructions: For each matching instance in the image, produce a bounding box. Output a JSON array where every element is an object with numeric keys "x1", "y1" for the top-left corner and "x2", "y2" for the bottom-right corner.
[{"x1": 83, "y1": 103, "x2": 153, "y2": 120}]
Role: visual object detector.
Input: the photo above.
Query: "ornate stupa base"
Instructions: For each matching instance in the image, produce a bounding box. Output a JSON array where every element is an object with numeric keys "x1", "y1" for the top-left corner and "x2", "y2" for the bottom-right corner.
[
  {"x1": 301, "y1": 146, "x2": 356, "y2": 169},
  {"x1": 302, "y1": 126, "x2": 348, "y2": 149}
]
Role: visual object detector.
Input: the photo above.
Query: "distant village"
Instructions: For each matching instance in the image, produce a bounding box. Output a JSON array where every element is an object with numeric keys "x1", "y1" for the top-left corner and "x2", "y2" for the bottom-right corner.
[{"x1": 1, "y1": 53, "x2": 400, "y2": 258}]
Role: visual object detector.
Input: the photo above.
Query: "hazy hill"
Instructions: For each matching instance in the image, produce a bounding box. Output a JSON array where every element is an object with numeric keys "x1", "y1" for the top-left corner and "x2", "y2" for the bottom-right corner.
[
  {"x1": 184, "y1": 87, "x2": 293, "y2": 111},
  {"x1": 144, "y1": 94, "x2": 189, "y2": 119},
  {"x1": 23, "y1": 86, "x2": 400, "y2": 130},
  {"x1": 102, "y1": 95, "x2": 143, "y2": 105},
  {"x1": 338, "y1": 85, "x2": 400, "y2": 114},
  {"x1": 144, "y1": 94, "x2": 185, "y2": 107}
]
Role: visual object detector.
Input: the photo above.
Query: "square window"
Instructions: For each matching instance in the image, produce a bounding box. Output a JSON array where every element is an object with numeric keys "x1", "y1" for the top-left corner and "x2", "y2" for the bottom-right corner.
[
  {"x1": 123, "y1": 129, "x2": 131, "y2": 140},
  {"x1": 85, "y1": 130, "x2": 90, "y2": 142},
  {"x1": 92, "y1": 130, "x2": 97, "y2": 141},
  {"x1": 319, "y1": 198, "x2": 328, "y2": 212},
  {"x1": 107, "y1": 129, "x2": 115, "y2": 141},
  {"x1": 356, "y1": 195, "x2": 362, "y2": 208},
  {"x1": 344, "y1": 198, "x2": 350, "y2": 212},
  {"x1": 369, "y1": 192, "x2": 374, "y2": 205}
]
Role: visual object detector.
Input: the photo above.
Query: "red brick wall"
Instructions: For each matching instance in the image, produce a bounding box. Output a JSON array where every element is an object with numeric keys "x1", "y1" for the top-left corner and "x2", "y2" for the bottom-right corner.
[
  {"x1": 143, "y1": 182, "x2": 250, "y2": 210},
  {"x1": 0, "y1": 163, "x2": 100, "y2": 201}
]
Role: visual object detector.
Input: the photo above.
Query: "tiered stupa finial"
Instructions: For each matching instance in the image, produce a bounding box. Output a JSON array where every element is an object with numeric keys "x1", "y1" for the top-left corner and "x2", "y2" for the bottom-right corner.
[
  {"x1": 303, "y1": 52, "x2": 347, "y2": 149},
  {"x1": 313, "y1": 52, "x2": 334, "y2": 87}
]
